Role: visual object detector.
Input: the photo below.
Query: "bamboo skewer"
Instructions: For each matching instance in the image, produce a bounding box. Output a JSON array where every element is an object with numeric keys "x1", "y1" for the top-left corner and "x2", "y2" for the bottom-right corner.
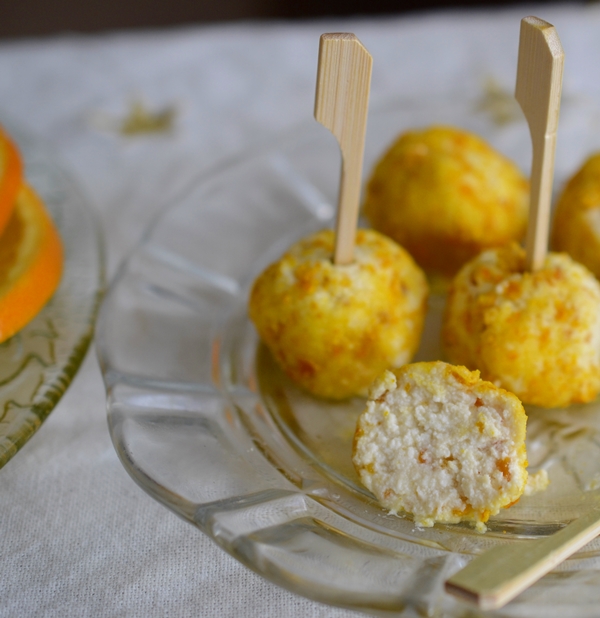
[
  {"x1": 444, "y1": 17, "x2": 577, "y2": 611},
  {"x1": 445, "y1": 508, "x2": 600, "y2": 611},
  {"x1": 314, "y1": 33, "x2": 373, "y2": 265},
  {"x1": 515, "y1": 16, "x2": 564, "y2": 271}
]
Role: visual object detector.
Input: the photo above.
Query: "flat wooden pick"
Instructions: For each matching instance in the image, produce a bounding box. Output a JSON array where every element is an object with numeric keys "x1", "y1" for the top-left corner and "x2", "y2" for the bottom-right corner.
[
  {"x1": 314, "y1": 33, "x2": 372, "y2": 265},
  {"x1": 445, "y1": 508, "x2": 600, "y2": 610},
  {"x1": 515, "y1": 16, "x2": 564, "y2": 271}
]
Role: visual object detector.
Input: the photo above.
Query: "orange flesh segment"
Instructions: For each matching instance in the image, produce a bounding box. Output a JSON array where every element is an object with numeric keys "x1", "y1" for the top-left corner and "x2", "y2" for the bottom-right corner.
[
  {"x1": 0, "y1": 183, "x2": 64, "y2": 343},
  {"x1": 0, "y1": 126, "x2": 23, "y2": 237}
]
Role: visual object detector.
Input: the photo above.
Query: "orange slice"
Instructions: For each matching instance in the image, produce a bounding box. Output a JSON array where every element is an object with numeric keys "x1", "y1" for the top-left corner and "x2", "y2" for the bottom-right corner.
[
  {"x1": 0, "y1": 125, "x2": 23, "y2": 236},
  {"x1": 0, "y1": 183, "x2": 63, "y2": 343}
]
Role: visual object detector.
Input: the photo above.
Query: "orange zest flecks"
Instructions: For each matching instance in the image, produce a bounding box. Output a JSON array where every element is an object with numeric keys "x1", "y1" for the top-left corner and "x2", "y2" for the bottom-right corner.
[{"x1": 0, "y1": 183, "x2": 63, "y2": 343}]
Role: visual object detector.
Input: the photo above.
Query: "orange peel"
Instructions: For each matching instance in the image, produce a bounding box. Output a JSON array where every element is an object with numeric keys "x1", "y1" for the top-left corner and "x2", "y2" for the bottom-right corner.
[
  {"x1": 0, "y1": 125, "x2": 23, "y2": 236},
  {"x1": 0, "y1": 183, "x2": 63, "y2": 343}
]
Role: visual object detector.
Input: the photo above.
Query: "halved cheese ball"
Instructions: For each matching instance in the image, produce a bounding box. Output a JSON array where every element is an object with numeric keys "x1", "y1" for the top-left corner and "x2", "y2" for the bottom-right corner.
[
  {"x1": 442, "y1": 243, "x2": 600, "y2": 408},
  {"x1": 352, "y1": 361, "x2": 528, "y2": 531},
  {"x1": 363, "y1": 125, "x2": 528, "y2": 277},
  {"x1": 249, "y1": 228, "x2": 428, "y2": 399},
  {"x1": 552, "y1": 153, "x2": 600, "y2": 278}
]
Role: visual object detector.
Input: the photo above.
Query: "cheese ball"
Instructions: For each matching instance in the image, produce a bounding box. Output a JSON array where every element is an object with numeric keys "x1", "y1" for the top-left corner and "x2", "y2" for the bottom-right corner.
[
  {"x1": 363, "y1": 125, "x2": 529, "y2": 277},
  {"x1": 249, "y1": 228, "x2": 428, "y2": 399},
  {"x1": 552, "y1": 153, "x2": 600, "y2": 278},
  {"x1": 352, "y1": 362, "x2": 528, "y2": 531},
  {"x1": 442, "y1": 243, "x2": 600, "y2": 408}
]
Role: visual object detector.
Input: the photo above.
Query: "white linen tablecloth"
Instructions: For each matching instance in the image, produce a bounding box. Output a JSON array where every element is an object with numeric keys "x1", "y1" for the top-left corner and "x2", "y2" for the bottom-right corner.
[{"x1": 1, "y1": 4, "x2": 600, "y2": 615}]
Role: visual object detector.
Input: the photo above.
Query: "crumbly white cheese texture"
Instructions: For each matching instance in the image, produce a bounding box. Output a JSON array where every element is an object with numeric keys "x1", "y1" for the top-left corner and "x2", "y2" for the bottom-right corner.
[
  {"x1": 524, "y1": 469, "x2": 549, "y2": 496},
  {"x1": 353, "y1": 362, "x2": 528, "y2": 532}
]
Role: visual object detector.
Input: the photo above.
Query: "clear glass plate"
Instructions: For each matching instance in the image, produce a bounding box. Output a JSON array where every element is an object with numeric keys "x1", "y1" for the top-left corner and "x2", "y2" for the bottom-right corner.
[
  {"x1": 97, "y1": 96, "x2": 600, "y2": 617},
  {"x1": 0, "y1": 119, "x2": 104, "y2": 469}
]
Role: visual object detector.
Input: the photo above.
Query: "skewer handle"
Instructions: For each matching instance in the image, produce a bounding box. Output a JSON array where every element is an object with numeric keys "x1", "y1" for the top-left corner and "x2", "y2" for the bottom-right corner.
[
  {"x1": 314, "y1": 33, "x2": 372, "y2": 265},
  {"x1": 445, "y1": 508, "x2": 600, "y2": 610},
  {"x1": 515, "y1": 16, "x2": 564, "y2": 271}
]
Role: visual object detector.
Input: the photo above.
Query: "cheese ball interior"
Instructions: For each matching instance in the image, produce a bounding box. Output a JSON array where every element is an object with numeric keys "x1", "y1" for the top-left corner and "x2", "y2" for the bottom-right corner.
[
  {"x1": 249, "y1": 228, "x2": 428, "y2": 399},
  {"x1": 352, "y1": 362, "x2": 528, "y2": 531},
  {"x1": 443, "y1": 243, "x2": 600, "y2": 408},
  {"x1": 363, "y1": 125, "x2": 529, "y2": 277},
  {"x1": 552, "y1": 152, "x2": 600, "y2": 278}
]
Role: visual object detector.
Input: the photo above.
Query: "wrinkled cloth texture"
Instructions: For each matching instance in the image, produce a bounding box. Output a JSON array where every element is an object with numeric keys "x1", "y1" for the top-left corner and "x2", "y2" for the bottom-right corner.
[{"x1": 1, "y1": 4, "x2": 599, "y2": 616}]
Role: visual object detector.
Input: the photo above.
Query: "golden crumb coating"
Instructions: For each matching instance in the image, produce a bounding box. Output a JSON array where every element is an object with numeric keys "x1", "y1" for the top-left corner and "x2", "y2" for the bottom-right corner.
[
  {"x1": 552, "y1": 153, "x2": 600, "y2": 278},
  {"x1": 249, "y1": 228, "x2": 428, "y2": 399},
  {"x1": 443, "y1": 243, "x2": 600, "y2": 408},
  {"x1": 363, "y1": 125, "x2": 529, "y2": 277},
  {"x1": 352, "y1": 362, "x2": 528, "y2": 531}
]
